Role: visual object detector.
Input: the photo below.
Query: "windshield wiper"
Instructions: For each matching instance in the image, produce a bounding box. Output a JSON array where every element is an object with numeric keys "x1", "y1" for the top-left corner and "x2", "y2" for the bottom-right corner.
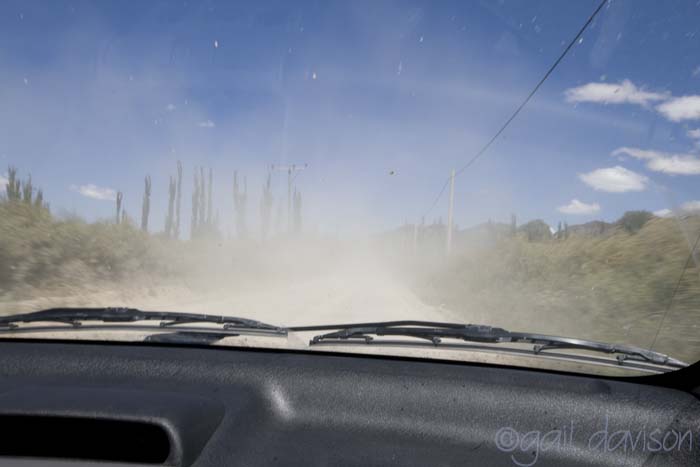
[
  {"x1": 144, "y1": 331, "x2": 234, "y2": 345},
  {"x1": 292, "y1": 320, "x2": 687, "y2": 369},
  {"x1": 0, "y1": 307, "x2": 286, "y2": 337}
]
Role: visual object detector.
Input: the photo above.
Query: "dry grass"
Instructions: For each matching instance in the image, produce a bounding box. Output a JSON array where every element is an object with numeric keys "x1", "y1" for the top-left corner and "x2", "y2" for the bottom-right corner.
[
  {"x1": 412, "y1": 216, "x2": 700, "y2": 362},
  {"x1": 0, "y1": 202, "x2": 178, "y2": 300}
]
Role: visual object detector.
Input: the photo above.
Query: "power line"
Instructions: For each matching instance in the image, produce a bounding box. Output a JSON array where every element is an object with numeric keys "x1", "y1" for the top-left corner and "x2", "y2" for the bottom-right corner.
[
  {"x1": 649, "y1": 227, "x2": 700, "y2": 351},
  {"x1": 420, "y1": 0, "x2": 608, "y2": 220},
  {"x1": 421, "y1": 178, "x2": 450, "y2": 223}
]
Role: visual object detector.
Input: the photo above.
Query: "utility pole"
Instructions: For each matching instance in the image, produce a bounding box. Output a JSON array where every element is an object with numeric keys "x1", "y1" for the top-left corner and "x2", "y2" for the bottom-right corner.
[
  {"x1": 413, "y1": 223, "x2": 418, "y2": 252},
  {"x1": 271, "y1": 163, "x2": 307, "y2": 233},
  {"x1": 446, "y1": 169, "x2": 455, "y2": 254}
]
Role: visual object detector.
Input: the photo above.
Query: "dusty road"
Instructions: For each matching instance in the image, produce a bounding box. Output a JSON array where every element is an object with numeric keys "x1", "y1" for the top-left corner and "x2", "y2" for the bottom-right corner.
[
  {"x1": 144, "y1": 259, "x2": 452, "y2": 327},
  {"x1": 0, "y1": 251, "x2": 451, "y2": 327},
  {"x1": 0, "y1": 253, "x2": 661, "y2": 377}
]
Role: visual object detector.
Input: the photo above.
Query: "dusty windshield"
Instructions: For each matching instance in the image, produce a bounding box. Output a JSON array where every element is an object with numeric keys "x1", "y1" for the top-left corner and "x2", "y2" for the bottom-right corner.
[{"x1": 1, "y1": 0, "x2": 700, "y2": 374}]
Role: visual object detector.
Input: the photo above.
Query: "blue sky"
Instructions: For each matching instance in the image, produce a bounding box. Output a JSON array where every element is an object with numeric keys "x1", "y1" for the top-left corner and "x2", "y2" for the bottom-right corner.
[{"x1": 1, "y1": 0, "x2": 700, "y2": 236}]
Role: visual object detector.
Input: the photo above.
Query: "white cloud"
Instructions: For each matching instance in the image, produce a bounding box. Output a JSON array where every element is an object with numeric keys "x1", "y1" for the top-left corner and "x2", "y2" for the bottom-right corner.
[
  {"x1": 564, "y1": 80, "x2": 667, "y2": 106},
  {"x1": 612, "y1": 147, "x2": 700, "y2": 175},
  {"x1": 611, "y1": 147, "x2": 659, "y2": 161},
  {"x1": 656, "y1": 95, "x2": 700, "y2": 122},
  {"x1": 579, "y1": 166, "x2": 648, "y2": 192},
  {"x1": 198, "y1": 120, "x2": 215, "y2": 128},
  {"x1": 563, "y1": 80, "x2": 700, "y2": 124},
  {"x1": 654, "y1": 202, "x2": 700, "y2": 217},
  {"x1": 687, "y1": 128, "x2": 700, "y2": 139},
  {"x1": 70, "y1": 184, "x2": 116, "y2": 201},
  {"x1": 681, "y1": 200, "x2": 700, "y2": 212},
  {"x1": 557, "y1": 199, "x2": 601, "y2": 215},
  {"x1": 647, "y1": 156, "x2": 700, "y2": 175},
  {"x1": 0, "y1": 174, "x2": 7, "y2": 190}
]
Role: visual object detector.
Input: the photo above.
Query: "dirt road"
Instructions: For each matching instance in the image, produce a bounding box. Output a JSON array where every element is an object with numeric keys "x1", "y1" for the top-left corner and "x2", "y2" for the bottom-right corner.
[
  {"x1": 0, "y1": 255, "x2": 659, "y2": 377},
  {"x1": 0, "y1": 251, "x2": 450, "y2": 327},
  {"x1": 147, "y1": 259, "x2": 451, "y2": 327}
]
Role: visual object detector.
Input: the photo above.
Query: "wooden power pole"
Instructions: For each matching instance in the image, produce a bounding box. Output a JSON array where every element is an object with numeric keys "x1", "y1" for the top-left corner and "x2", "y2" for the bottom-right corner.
[{"x1": 446, "y1": 169, "x2": 455, "y2": 254}]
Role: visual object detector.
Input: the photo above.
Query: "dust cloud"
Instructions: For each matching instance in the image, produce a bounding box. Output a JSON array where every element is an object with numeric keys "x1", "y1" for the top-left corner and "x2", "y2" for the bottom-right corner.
[{"x1": 2, "y1": 193, "x2": 700, "y2": 364}]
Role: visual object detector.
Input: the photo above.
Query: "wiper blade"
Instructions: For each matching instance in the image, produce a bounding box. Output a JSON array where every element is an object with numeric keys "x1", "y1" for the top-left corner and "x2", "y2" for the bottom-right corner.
[
  {"x1": 0, "y1": 307, "x2": 286, "y2": 335},
  {"x1": 295, "y1": 320, "x2": 687, "y2": 369},
  {"x1": 144, "y1": 331, "x2": 234, "y2": 345}
]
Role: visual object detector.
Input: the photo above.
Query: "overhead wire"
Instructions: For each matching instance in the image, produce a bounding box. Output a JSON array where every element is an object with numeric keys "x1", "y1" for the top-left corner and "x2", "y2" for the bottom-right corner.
[{"x1": 419, "y1": 0, "x2": 609, "y2": 221}]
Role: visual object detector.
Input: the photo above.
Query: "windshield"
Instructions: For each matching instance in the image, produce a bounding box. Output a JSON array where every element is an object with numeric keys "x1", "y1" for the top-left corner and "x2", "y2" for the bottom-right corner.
[{"x1": 1, "y1": 0, "x2": 699, "y2": 375}]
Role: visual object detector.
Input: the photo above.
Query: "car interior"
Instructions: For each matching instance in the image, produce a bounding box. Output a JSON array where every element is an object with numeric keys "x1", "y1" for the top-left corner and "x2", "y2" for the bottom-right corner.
[
  {"x1": 0, "y1": 334, "x2": 698, "y2": 467},
  {"x1": 2, "y1": 0, "x2": 700, "y2": 465}
]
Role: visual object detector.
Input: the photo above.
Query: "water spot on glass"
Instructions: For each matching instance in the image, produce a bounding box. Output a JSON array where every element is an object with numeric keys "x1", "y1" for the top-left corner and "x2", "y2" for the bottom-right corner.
[
  {"x1": 616, "y1": 32, "x2": 622, "y2": 41},
  {"x1": 531, "y1": 16, "x2": 537, "y2": 23},
  {"x1": 312, "y1": 72, "x2": 317, "y2": 80},
  {"x1": 600, "y1": 74, "x2": 607, "y2": 81},
  {"x1": 578, "y1": 37, "x2": 584, "y2": 44},
  {"x1": 288, "y1": 47, "x2": 293, "y2": 54},
  {"x1": 166, "y1": 104, "x2": 176, "y2": 111},
  {"x1": 213, "y1": 40, "x2": 219, "y2": 48},
  {"x1": 299, "y1": 26, "x2": 304, "y2": 33},
  {"x1": 397, "y1": 61, "x2": 403, "y2": 75},
  {"x1": 419, "y1": 36, "x2": 424, "y2": 43},
  {"x1": 129, "y1": 75, "x2": 134, "y2": 81},
  {"x1": 18, "y1": 12, "x2": 24, "y2": 20},
  {"x1": 534, "y1": 25, "x2": 542, "y2": 34},
  {"x1": 23, "y1": 78, "x2": 28, "y2": 85}
]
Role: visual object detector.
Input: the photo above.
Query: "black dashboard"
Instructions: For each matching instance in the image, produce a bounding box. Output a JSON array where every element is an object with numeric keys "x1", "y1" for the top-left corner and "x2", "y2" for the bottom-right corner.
[{"x1": 0, "y1": 339, "x2": 698, "y2": 466}]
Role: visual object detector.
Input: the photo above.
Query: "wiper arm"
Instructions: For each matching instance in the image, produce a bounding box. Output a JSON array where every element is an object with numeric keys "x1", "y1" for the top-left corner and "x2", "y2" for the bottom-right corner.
[
  {"x1": 0, "y1": 307, "x2": 286, "y2": 335},
  {"x1": 294, "y1": 320, "x2": 687, "y2": 369}
]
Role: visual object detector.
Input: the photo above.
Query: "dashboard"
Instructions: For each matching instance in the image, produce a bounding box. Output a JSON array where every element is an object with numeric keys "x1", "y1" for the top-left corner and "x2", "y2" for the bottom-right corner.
[{"x1": 0, "y1": 339, "x2": 698, "y2": 466}]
